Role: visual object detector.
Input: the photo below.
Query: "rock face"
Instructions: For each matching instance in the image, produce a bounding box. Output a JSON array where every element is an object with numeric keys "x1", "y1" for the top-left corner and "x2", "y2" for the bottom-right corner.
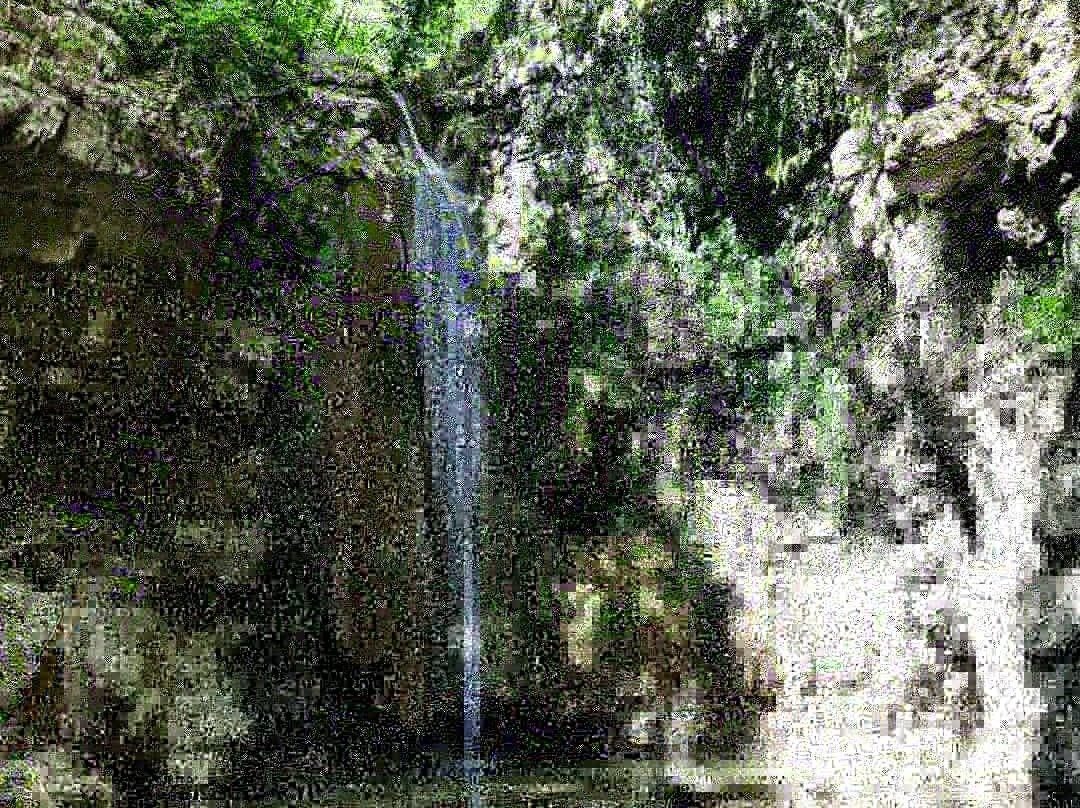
[
  {"x1": 700, "y1": 1, "x2": 1080, "y2": 804},
  {"x1": 320, "y1": 304, "x2": 434, "y2": 733},
  {"x1": 427, "y1": 0, "x2": 1080, "y2": 802},
  {"x1": 0, "y1": 5, "x2": 249, "y2": 800},
  {"x1": 0, "y1": 1, "x2": 430, "y2": 804},
  {"x1": 0, "y1": 0, "x2": 232, "y2": 267},
  {"x1": 0, "y1": 583, "x2": 62, "y2": 728}
]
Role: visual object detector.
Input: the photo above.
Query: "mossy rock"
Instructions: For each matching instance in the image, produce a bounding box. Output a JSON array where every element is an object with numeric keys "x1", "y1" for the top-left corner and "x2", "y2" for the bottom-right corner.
[
  {"x1": 0, "y1": 759, "x2": 43, "y2": 808},
  {"x1": 0, "y1": 582, "x2": 62, "y2": 725}
]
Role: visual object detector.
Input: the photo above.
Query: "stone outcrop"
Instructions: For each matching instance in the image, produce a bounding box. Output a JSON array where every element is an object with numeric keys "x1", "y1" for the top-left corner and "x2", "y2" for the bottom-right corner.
[
  {"x1": 0, "y1": 582, "x2": 62, "y2": 734},
  {"x1": 0, "y1": 0, "x2": 235, "y2": 268}
]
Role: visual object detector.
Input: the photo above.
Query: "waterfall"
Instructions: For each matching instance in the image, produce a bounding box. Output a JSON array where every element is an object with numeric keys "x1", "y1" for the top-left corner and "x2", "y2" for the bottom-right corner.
[{"x1": 394, "y1": 93, "x2": 486, "y2": 803}]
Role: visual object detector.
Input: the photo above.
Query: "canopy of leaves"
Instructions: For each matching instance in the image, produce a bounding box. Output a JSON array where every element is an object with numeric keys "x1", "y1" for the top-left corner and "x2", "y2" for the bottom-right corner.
[
  {"x1": 97, "y1": 0, "x2": 499, "y2": 95},
  {"x1": 102, "y1": 0, "x2": 343, "y2": 87}
]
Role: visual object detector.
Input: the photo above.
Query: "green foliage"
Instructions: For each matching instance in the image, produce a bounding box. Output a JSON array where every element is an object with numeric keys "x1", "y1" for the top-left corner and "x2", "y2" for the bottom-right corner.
[
  {"x1": 634, "y1": 0, "x2": 851, "y2": 246},
  {"x1": 593, "y1": 598, "x2": 626, "y2": 640},
  {"x1": 0, "y1": 759, "x2": 38, "y2": 808},
  {"x1": 390, "y1": 0, "x2": 455, "y2": 73},
  {"x1": 55, "y1": 21, "x2": 91, "y2": 55},
  {"x1": 105, "y1": 0, "x2": 394, "y2": 88},
  {"x1": 658, "y1": 558, "x2": 705, "y2": 610},
  {"x1": 1000, "y1": 261, "x2": 1080, "y2": 355},
  {"x1": 389, "y1": 0, "x2": 500, "y2": 77},
  {"x1": 457, "y1": 0, "x2": 907, "y2": 701},
  {"x1": 694, "y1": 219, "x2": 794, "y2": 352},
  {"x1": 1014, "y1": 291, "x2": 1080, "y2": 352},
  {"x1": 110, "y1": 573, "x2": 142, "y2": 600},
  {"x1": 35, "y1": 60, "x2": 56, "y2": 83}
]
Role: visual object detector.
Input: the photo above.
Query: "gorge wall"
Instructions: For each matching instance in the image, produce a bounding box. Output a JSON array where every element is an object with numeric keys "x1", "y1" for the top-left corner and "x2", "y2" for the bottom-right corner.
[
  {"x1": 0, "y1": 1, "x2": 440, "y2": 803},
  {"x1": 4, "y1": 0, "x2": 1080, "y2": 806},
  {"x1": 436, "y1": 0, "x2": 1080, "y2": 803}
]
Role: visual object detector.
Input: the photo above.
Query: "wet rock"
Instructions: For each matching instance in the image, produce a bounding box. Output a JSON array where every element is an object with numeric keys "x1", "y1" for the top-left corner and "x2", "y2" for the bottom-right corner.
[
  {"x1": 885, "y1": 101, "x2": 1002, "y2": 200},
  {"x1": 0, "y1": 0, "x2": 225, "y2": 201},
  {"x1": 171, "y1": 518, "x2": 266, "y2": 591},
  {"x1": 848, "y1": 170, "x2": 896, "y2": 253},
  {"x1": 483, "y1": 136, "x2": 544, "y2": 282},
  {"x1": 163, "y1": 633, "x2": 252, "y2": 787}
]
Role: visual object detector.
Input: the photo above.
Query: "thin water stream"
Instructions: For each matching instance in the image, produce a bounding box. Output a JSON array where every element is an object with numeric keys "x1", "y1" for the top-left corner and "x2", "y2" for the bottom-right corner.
[{"x1": 394, "y1": 92, "x2": 486, "y2": 807}]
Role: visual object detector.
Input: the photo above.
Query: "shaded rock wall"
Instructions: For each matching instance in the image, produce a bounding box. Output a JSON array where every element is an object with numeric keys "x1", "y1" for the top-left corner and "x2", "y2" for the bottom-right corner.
[{"x1": 0, "y1": 2, "x2": 439, "y2": 803}]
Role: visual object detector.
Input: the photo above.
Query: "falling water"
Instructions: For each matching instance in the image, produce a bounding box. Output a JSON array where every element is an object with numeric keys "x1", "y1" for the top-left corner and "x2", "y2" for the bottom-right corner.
[{"x1": 394, "y1": 92, "x2": 486, "y2": 805}]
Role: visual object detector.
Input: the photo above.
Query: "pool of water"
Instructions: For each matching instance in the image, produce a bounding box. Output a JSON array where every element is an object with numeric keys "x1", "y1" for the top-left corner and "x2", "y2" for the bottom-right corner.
[{"x1": 258, "y1": 761, "x2": 778, "y2": 808}]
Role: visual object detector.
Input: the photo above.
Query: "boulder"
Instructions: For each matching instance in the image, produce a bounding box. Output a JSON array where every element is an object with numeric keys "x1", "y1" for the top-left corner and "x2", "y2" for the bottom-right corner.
[
  {"x1": 997, "y1": 205, "x2": 1048, "y2": 247},
  {"x1": 54, "y1": 587, "x2": 251, "y2": 793},
  {"x1": 830, "y1": 126, "x2": 872, "y2": 183}
]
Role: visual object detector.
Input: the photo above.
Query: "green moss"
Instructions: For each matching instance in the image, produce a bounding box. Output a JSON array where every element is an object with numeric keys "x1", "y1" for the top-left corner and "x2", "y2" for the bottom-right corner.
[
  {"x1": 111, "y1": 574, "x2": 141, "y2": 599},
  {"x1": 60, "y1": 511, "x2": 93, "y2": 529},
  {"x1": 35, "y1": 60, "x2": 56, "y2": 83},
  {"x1": 814, "y1": 367, "x2": 852, "y2": 520},
  {"x1": 628, "y1": 537, "x2": 665, "y2": 565},
  {"x1": 766, "y1": 145, "x2": 816, "y2": 191}
]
